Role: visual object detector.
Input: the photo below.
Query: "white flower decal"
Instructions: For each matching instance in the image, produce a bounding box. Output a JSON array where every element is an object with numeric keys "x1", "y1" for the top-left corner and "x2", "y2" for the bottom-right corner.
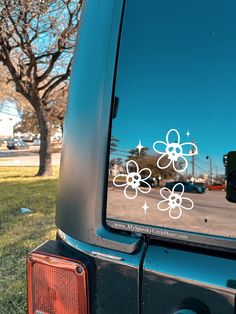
[
  {"x1": 158, "y1": 183, "x2": 194, "y2": 219},
  {"x1": 153, "y1": 129, "x2": 198, "y2": 173},
  {"x1": 113, "y1": 160, "x2": 152, "y2": 199}
]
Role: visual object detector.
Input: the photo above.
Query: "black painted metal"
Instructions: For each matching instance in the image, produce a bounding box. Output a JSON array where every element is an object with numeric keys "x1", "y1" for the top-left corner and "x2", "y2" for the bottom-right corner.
[
  {"x1": 226, "y1": 151, "x2": 236, "y2": 203},
  {"x1": 142, "y1": 245, "x2": 236, "y2": 314},
  {"x1": 29, "y1": 1, "x2": 236, "y2": 314},
  {"x1": 55, "y1": 0, "x2": 140, "y2": 253}
]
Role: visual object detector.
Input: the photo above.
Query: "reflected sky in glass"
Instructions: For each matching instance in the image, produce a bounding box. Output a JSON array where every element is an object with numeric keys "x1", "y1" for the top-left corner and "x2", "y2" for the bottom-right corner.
[{"x1": 112, "y1": 0, "x2": 236, "y2": 175}]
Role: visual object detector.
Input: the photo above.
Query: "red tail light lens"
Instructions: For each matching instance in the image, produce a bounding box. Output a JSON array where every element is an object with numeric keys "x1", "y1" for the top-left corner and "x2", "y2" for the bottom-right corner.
[{"x1": 27, "y1": 253, "x2": 89, "y2": 314}]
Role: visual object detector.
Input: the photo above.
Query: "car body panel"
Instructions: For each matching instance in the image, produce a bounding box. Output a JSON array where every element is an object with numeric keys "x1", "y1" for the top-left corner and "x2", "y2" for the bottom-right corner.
[
  {"x1": 207, "y1": 184, "x2": 225, "y2": 191},
  {"x1": 165, "y1": 181, "x2": 205, "y2": 194},
  {"x1": 55, "y1": 0, "x2": 139, "y2": 253},
  {"x1": 37, "y1": 1, "x2": 236, "y2": 313},
  {"x1": 142, "y1": 245, "x2": 236, "y2": 313}
]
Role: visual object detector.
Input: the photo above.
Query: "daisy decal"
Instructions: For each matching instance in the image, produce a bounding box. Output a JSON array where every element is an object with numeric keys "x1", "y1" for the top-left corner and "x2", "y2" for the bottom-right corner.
[
  {"x1": 158, "y1": 183, "x2": 194, "y2": 219},
  {"x1": 153, "y1": 129, "x2": 198, "y2": 173},
  {"x1": 113, "y1": 160, "x2": 152, "y2": 200}
]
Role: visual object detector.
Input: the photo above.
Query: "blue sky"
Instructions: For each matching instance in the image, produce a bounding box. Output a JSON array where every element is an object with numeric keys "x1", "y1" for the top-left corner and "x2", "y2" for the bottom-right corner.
[
  {"x1": 111, "y1": 0, "x2": 236, "y2": 175},
  {"x1": 0, "y1": 100, "x2": 20, "y2": 120}
]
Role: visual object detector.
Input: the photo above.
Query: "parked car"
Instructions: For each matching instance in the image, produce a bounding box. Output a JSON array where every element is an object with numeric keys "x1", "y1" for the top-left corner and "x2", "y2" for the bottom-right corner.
[
  {"x1": 140, "y1": 176, "x2": 157, "y2": 188},
  {"x1": 206, "y1": 183, "x2": 225, "y2": 191},
  {"x1": 165, "y1": 181, "x2": 205, "y2": 194},
  {"x1": 32, "y1": 138, "x2": 41, "y2": 146},
  {"x1": 21, "y1": 135, "x2": 35, "y2": 142},
  {"x1": 7, "y1": 138, "x2": 29, "y2": 150}
]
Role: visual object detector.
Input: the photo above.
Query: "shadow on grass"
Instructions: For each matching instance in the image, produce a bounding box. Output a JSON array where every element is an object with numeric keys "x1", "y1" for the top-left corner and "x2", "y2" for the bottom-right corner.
[
  {"x1": 0, "y1": 174, "x2": 38, "y2": 179},
  {"x1": 0, "y1": 166, "x2": 59, "y2": 180}
]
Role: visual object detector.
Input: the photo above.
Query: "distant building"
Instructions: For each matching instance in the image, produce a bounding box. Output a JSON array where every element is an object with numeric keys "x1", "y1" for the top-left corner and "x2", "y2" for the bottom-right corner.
[
  {"x1": 109, "y1": 164, "x2": 124, "y2": 176},
  {"x1": 195, "y1": 177, "x2": 206, "y2": 183},
  {"x1": 0, "y1": 115, "x2": 16, "y2": 138},
  {"x1": 0, "y1": 101, "x2": 20, "y2": 138}
]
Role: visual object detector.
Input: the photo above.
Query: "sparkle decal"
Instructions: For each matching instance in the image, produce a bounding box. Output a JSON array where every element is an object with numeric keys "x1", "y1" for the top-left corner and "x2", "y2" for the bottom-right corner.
[
  {"x1": 142, "y1": 200, "x2": 149, "y2": 214},
  {"x1": 113, "y1": 160, "x2": 152, "y2": 200},
  {"x1": 157, "y1": 183, "x2": 194, "y2": 219},
  {"x1": 153, "y1": 129, "x2": 198, "y2": 173},
  {"x1": 136, "y1": 140, "x2": 144, "y2": 154}
]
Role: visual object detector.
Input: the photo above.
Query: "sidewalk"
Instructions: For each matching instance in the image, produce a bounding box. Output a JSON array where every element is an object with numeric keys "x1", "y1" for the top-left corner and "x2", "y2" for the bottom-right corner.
[{"x1": 0, "y1": 152, "x2": 61, "y2": 166}]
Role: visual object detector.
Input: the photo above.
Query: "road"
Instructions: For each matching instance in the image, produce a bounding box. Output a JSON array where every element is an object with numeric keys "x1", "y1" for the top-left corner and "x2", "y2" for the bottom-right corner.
[
  {"x1": 107, "y1": 186, "x2": 236, "y2": 238},
  {"x1": 0, "y1": 147, "x2": 61, "y2": 166},
  {"x1": 1, "y1": 147, "x2": 235, "y2": 239}
]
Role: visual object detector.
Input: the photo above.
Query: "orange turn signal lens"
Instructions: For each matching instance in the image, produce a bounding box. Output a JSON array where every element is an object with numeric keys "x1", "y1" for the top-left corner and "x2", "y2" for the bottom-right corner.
[{"x1": 27, "y1": 252, "x2": 89, "y2": 314}]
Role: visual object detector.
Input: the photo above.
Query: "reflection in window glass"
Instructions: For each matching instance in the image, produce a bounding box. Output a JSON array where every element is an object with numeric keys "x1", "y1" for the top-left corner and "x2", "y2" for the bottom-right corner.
[{"x1": 107, "y1": 0, "x2": 236, "y2": 238}]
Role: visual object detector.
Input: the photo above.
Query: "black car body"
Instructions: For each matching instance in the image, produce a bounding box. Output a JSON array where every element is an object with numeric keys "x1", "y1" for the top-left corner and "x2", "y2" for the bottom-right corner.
[
  {"x1": 165, "y1": 181, "x2": 206, "y2": 194},
  {"x1": 27, "y1": 1, "x2": 236, "y2": 314}
]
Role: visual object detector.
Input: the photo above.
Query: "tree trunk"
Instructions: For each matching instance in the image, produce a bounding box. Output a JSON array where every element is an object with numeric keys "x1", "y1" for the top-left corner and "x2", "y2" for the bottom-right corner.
[{"x1": 36, "y1": 106, "x2": 53, "y2": 176}]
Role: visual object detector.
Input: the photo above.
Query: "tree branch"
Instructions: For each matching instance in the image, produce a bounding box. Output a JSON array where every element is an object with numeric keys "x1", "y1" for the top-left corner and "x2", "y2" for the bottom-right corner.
[
  {"x1": 42, "y1": 58, "x2": 72, "y2": 101},
  {"x1": 36, "y1": 51, "x2": 61, "y2": 83}
]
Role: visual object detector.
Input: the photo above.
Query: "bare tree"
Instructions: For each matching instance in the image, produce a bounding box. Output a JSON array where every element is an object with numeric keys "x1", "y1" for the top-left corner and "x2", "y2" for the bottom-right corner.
[
  {"x1": 0, "y1": 0, "x2": 82, "y2": 175},
  {"x1": 14, "y1": 85, "x2": 67, "y2": 136},
  {"x1": 128, "y1": 147, "x2": 178, "y2": 179}
]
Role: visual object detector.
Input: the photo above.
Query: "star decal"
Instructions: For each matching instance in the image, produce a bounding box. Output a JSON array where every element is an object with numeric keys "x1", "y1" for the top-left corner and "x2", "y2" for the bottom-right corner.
[
  {"x1": 142, "y1": 200, "x2": 149, "y2": 214},
  {"x1": 136, "y1": 140, "x2": 144, "y2": 154}
]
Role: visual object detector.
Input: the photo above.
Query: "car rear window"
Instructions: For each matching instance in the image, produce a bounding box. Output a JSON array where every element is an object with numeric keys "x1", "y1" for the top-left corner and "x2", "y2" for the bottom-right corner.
[{"x1": 106, "y1": 0, "x2": 236, "y2": 248}]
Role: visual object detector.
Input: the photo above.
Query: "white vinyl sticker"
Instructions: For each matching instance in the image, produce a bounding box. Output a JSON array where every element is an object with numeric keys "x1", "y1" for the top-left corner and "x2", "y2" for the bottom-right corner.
[
  {"x1": 158, "y1": 183, "x2": 194, "y2": 219},
  {"x1": 153, "y1": 129, "x2": 198, "y2": 173},
  {"x1": 113, "y1": 160, "x2": 152, "y2": 200},
  {"x1": 112, "y1": 130, "x2": 196, "y2": 217}
]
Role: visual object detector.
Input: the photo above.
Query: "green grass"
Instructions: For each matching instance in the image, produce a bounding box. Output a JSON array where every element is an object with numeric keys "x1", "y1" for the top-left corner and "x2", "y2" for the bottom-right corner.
[{"x1": 0, "y1": 167, "x2": 59, "y2": 313}]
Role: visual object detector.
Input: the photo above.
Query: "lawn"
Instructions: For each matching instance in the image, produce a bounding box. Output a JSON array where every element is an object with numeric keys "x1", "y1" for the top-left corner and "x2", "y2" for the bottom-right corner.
[{"x1": 0, "y1": 167, "x2": 59, "y2": 313}]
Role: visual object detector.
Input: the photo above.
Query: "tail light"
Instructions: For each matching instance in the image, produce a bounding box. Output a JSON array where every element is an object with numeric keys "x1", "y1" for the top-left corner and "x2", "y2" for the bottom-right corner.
[{"x1": 27, "y1": 252, "x2": 89, "y2": 314}]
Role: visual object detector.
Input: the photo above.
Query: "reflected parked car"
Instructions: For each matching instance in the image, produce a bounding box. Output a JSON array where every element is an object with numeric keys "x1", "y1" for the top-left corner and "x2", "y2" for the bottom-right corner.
[
  {"x1": 7, "y1": 139, "x2": 29, "y2": 150},
  {"x1": 206, "y1": 183, "x2": 225, "y2": 191},
  {"x1": 165, "y1": 181, "x2": 205, "y2": 194},
  {"x1": 140, "y1": 177, "x2": 157, "y2": 188}
]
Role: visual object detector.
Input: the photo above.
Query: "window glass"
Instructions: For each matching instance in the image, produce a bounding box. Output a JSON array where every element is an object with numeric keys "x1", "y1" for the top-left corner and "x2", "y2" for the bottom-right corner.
[{"x1": 107, "y1": 0, "x2": 236, "y2": 239}]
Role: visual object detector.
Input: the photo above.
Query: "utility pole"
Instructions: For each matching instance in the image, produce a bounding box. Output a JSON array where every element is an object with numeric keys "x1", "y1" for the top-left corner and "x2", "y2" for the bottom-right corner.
[
  {"x1": 186, "y1": 131, "x2": 190, "y2": 180},
  {"x1": 186, "y1": 132, "x2": 196, "y2": 181},
  {"x1": 210, "y1": 158, "x2": 213, "y2": 184},
  {"x1": 191, "y1": 141, "x2": 196, "y2": 180},
  {"x1": 192, "y1": 153, "x2": 195, "y2": 178},
  {"x1": 206, "y1": 155, "x2": 213, "y2": 184}
]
